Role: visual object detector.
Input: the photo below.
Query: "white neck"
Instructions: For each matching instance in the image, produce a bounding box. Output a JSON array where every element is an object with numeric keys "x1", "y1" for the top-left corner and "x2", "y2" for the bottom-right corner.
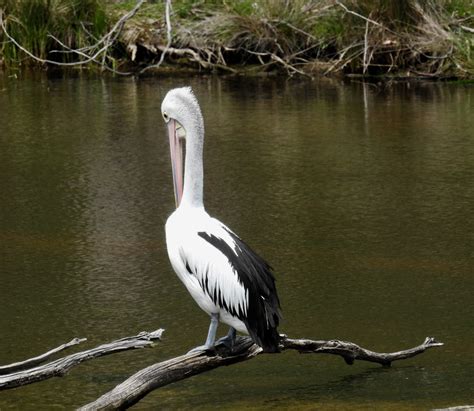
[{"x1": 181, "y1": 121, "x2": 204, "y2": 208}]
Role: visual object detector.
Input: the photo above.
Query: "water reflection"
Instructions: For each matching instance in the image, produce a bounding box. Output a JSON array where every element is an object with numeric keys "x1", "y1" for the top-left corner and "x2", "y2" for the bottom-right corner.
[{"x1": 0, "y1": 73, "x2": 473, "y2": 409}]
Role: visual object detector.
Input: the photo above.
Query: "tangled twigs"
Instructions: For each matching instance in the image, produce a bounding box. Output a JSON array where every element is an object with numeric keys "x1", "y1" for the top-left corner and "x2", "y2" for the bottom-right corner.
[{"x1": 0, "y1": 0, "x2": 145, "y2": 75}]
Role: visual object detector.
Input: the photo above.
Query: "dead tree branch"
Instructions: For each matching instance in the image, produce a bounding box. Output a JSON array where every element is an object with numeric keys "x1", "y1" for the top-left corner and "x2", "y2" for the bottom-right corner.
[
  {"x1": 335, "y1": 1, "x2": 396, "y2": 34},
  {"x1": 0, "y1": 337, "x2": 86, "y2": 375},
  {"x1": 0, "y1": 0, "x2": 145, "y2": 75},
  {"x1": 281, "y1": 335, "x2": 443, "y2": 366},
  {"x1": 0, "y1": 329, "x2": 443, "y2": 409},
  {"x1": 80, "y1": 335, "x2": 443, "y2": 410},
  {"x1": 0, "y1": 330, "x2": 164, "y2": 390},
  {"x1": 139, "y1": 0, "x2": 172, "y2": 74},
  {"x1": 153, "y1": 45, "x2": 238, "y2": 73}
]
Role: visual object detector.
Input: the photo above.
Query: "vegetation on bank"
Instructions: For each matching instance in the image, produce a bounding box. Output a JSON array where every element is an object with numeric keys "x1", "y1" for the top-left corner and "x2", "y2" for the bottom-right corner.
[
  {"x1": 0, "y1": 0, "x2": 473, "y2": 79},
  {"x1": 0, "y1": 0, "x2": 108, "y2": 63}
]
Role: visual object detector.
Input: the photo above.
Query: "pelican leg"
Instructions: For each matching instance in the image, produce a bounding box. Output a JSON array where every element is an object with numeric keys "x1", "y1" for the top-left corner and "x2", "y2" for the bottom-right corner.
[
  {"x1": 216, "y1": 327, "x2": 236, "y2": 350},
  {"x1": 187, "y1": 313, "x2": 219, "y2": 354},
  {"x1": 204, "y1": 313, "x2": 219, "y2": 347}
]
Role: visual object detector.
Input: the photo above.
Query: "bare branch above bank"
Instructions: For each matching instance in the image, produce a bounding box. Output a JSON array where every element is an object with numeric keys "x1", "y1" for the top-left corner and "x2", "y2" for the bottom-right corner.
[
  {"x1": 80, "y1": 334, "x2": 443, "y2": 410},
  {"x1": 0, "y1": 330, "x2": 164, "y2": 390},
  {"x1": 0, "y1": 0, "x2": 146, "y2": 75}
]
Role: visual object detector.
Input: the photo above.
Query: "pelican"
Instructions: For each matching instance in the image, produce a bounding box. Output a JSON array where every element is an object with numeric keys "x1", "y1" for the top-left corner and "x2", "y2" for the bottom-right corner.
[{"x1": 162, "y1": 87, "x2": 281, "y2": 353}]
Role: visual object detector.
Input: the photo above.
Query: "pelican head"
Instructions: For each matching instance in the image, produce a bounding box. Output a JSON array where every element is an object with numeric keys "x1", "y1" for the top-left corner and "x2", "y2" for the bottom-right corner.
[{"x1": 162, "y1": 87, "x2": 204, "y2": 208}]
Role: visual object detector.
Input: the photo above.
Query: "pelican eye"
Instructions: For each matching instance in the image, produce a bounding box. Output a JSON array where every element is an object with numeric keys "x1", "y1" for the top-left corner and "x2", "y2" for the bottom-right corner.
[{"x1": 162, "y1": 112, "x2": 170, "y2": 123}]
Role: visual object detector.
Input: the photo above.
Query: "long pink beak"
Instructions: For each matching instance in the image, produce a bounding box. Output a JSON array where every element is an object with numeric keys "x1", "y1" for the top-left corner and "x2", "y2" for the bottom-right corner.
[{"x1": 168, "y1": 119, "x2": 184, "y2": 208}]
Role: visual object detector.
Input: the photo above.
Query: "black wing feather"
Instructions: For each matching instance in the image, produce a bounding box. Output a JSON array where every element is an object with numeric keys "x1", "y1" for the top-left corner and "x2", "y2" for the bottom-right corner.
[{"x1": 198, "y1": 228, "x2": 282, "y2": 352}]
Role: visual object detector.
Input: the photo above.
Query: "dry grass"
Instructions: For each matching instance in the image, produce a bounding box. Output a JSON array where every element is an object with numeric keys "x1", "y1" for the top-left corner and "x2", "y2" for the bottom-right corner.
[
  {"x1": 334, "y1": 0, "x2": 474, "y2": 77},
  {"x1": 1, "y1": 0, "x2": 472, "y2": 78},
  {"x1": 157, "y1": 0, "x2": 473, "y2": 78}
]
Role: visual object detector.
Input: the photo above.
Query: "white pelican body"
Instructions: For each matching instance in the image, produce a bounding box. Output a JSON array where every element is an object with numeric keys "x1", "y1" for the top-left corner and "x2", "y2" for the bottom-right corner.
[
  {"x1": 162, "y1": 87, "x2": 281, "y2": 352},
  {"x1": 166, "y1": 208, "x2": 248, "y2": 334}
]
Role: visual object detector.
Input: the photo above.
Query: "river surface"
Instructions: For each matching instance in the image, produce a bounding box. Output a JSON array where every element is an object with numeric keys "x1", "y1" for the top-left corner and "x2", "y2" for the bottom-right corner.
[{"x1": 0, "y1": 72, "x2": 473, "y2": 410}]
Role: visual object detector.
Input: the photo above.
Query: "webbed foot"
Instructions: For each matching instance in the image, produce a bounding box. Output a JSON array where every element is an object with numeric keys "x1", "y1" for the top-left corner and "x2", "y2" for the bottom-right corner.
[{"x1": 216, "y1": 327, "x2": 236, "y2": 350}]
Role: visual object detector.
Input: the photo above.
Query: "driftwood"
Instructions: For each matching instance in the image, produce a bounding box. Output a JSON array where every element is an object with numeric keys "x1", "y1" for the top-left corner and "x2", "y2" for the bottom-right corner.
[
  {"x1": 80, "y1": 334, "x2": 442, "y2": 410},
  {"x1": 0, "y1": 330, "x2": 164, "y2": 390},
  {"x1": 0, "y1": 330, "x2": 443, "y2": 409}
]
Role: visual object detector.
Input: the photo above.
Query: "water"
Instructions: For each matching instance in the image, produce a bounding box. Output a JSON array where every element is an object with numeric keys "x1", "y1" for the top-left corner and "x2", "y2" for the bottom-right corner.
[{"x1": 0, "y1": 72, "x2": 473, "y2": 410}]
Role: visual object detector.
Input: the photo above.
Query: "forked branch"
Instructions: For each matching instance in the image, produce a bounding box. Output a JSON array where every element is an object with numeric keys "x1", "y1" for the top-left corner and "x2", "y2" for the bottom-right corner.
[
  {"x1": 0, "y1": 330, "x2": 164, "y2": 390},
  {"x1": 79, "y1": 334, "x2": 443, "y2": 410},
  {"x1": 0, "y1": 330, "x2": 442, "y2": 409}
]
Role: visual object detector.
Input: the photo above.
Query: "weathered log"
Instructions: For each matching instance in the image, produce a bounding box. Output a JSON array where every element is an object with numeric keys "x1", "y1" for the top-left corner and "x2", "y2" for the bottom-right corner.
[
  {"x1": 79, "y1": 336, "x2": 260, "y2": 410},
  {"x1": 0, "y1": 330, "x2": 164, "y2": 390},
  {"x1": 79, "y1": 335, "x2": 443, "y2": 410}
]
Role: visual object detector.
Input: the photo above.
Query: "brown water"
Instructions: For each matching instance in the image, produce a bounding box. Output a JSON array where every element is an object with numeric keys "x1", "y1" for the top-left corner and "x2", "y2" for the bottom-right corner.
[{"x1": 0, "y1": 72, "x2": 473, "y2": 410}]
